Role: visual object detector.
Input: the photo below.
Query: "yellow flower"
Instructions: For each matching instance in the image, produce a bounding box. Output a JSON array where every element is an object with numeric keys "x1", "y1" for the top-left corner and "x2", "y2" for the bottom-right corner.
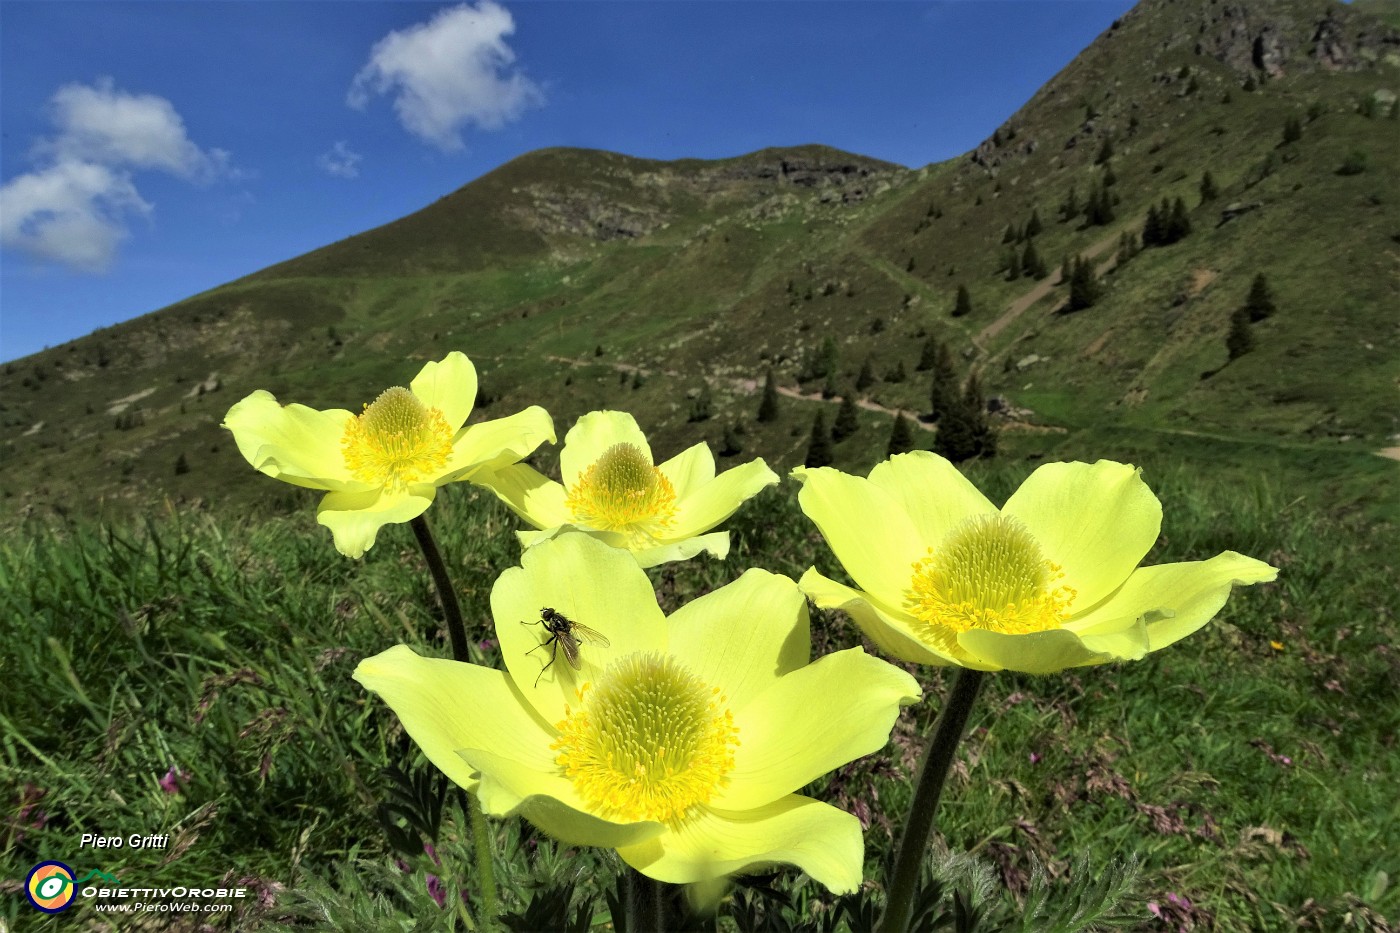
[
  {"x1": 354, "y1": 533, "x2": 920, "y2": 890},
  {"x1": 222, "y1": 352, "x2": 554, "y2": 558},
  {"x1": 474, "y1": 410, "x2": 778, "y2": 567},
  {"x1": 793, "y1": 453, "x2": 1277, "y2": 674}
]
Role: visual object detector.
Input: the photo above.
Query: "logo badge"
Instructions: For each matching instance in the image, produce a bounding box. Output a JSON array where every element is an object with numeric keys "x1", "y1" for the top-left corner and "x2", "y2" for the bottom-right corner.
[{"x1": 26, "y1": 860, "x2": 77, "y2": 913}]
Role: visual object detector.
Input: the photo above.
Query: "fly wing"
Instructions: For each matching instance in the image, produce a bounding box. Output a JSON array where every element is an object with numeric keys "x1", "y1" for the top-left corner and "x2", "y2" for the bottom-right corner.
[
  {"x1": 557, "y1": 632, "x2": 583, "y2": 669},
  {"x1": 569, "y1": 622, "x2": 611, "y2": 648}
]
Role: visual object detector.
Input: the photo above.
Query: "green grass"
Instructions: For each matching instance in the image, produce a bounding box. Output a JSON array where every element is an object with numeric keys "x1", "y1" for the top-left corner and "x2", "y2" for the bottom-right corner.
[{"x1": 3, "y1": 460, "x2": 1396, "y2": 930}]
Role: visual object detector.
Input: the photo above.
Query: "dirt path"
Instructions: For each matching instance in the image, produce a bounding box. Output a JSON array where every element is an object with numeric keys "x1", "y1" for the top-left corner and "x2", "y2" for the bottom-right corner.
[
  {"x1": 545, "y1": 354, "x2": 681, "y2": 379},
  {"x1": 1378, "y1": 447, "x2": 1400, "y2": 461},
  {"x1": 976, "y1": 226, "x2": 1125, "y2": 345}
]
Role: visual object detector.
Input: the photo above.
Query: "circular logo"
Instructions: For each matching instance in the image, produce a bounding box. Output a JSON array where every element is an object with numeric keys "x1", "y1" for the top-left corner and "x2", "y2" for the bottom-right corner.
[{"x1": 26, "y1": 861, "x2": 77, "y2": 913}]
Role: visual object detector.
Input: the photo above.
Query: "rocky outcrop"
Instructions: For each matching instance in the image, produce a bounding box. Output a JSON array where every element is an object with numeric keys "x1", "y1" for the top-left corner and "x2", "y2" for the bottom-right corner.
[
  {"x1": 1181, "y1": 0, "x2": 1400, "y2": 77},
  {"x1": 505, "y1": 188, "x2": 669, "y2": 242}
]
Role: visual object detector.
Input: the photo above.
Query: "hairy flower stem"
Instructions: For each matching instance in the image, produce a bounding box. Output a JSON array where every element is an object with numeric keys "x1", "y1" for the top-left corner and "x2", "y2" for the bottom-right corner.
[
  {"x1": 876, "y1": 667, "x2": 986, "y2": 933},
  {"x1": 625, "y1": 867, "x2": 669, "y2": 933},
  {"x1": 409, "y1": 514, "x2": 470, "y2": 663},
  {"x1": 468, "y1": 794, "x2": 498, "y2": 927},
  {"x1": 409, "y1": 515, "x2": 494, "y2": 924}
]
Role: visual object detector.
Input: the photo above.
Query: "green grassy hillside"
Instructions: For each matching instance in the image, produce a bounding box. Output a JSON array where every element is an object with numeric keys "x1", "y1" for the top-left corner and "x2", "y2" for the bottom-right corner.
[{"x1": 0, "y1": 0, "x2": 1396, "y2": 529}]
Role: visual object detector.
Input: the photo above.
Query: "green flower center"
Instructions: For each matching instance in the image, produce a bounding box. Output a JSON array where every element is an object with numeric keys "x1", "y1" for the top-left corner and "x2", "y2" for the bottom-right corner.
[
  {"x1": 341, "y1": 387, "x2": 453, "y2": 490},
  {"x1": 552, "y1": 653, "x2": 738, "y2": 825},
  {"x1": 906, "y1": 513, "x2": 1075, "y2": 650},
  {"x1": 565, "y1": 443, "x2": 678, "y2": 541}
]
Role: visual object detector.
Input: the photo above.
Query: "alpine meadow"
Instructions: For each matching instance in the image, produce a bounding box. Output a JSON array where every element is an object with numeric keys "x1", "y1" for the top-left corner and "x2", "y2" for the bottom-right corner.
[{"x1": 2, "y1": 0, "x2": 1398, "y2": 931}]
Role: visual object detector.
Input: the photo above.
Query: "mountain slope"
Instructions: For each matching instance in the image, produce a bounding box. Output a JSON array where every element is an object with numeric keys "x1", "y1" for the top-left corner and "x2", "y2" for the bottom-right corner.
[{"x1": 1, "y1": 0, "x2": 1396, "y2": 524}]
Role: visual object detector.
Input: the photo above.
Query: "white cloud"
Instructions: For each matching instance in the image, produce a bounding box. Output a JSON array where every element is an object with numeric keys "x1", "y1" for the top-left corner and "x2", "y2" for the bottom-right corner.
[
  {"x1": 0, "y1": 160, "x2": 151, "y2": 272},
  {"x1": 0, "y1": 78, "x2": 234, "y2": 272},
  {"x1": 317, "y1": 141, "x2": 363, "y2": 179},
  {"x1": 38, "y1": 77, "x2": 232, "y2": 181},
  {"x1": 348, "y1": 1, "x2": 543, "y2": 152}
]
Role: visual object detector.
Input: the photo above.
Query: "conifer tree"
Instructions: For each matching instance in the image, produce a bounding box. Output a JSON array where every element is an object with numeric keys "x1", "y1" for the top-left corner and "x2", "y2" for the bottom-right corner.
[
  {"x1": 1060, "y1": 185, "x2": 1080, "y2": 222},
  {"x1": 822, "y1": 370, "x2": 839, "y2": 400},
  {"x1": 1226, "y1": 308, "x2": 1255, "y2": 360},
  {"x1": 1199, "y1": 170, "x2": 1219, "y2": 203},
  {"x1": 1095, "y1": 135, "x2": 1115, "y2": 165},
  {"x1": 886, "y1": 413, "x2": 916, "y2": 457},
  {"x1": 1068, "y1": 256, "x2": 1102, "y2": 311},
  {"x1": 1006, "y1": 247, "x2": 1022, "y2": 281},
  {"x1": 933, "y1": 392, "x2": 977, "y2": 463},
  {"x1": 1244, "y1": 273, "x2": 1276, "y2": 322},
  {"x1": 886, "y1": 360, "x2": 908, "y2": 383},
  {"x1": 1086, "y1": 181, "x2": 1114, "y2": 226},
  {"x1": 1281, "y1": 115, "x2": 1302, "y2": 145},
  {"x1": 916, "y1": 337, "x2": 938, "y2": 372},
  {"x1": 719, "y1": 423, "x2": 744, "y2": 457},
  {"x1": 804, "y1": 410, "x2": 834, "y2": 468},
  {"x1": 1022, "y1": 240, "x2": 1046, "y2": 280},
  {"x1": 962, "y1": 374, "x2": 997, "y2": 460},
  {"x1": 1103, "y1": 164, "x2": 1118, "y2": 188},
  {"x1": 815, "y1": 336, "x2": 839, "y2": 380},
  {"x1": 1025, "y1": 209, "x2": 1043, "y2": 238},
  {"x1": 1168, "y1": 197, "x2": 1191, "y2": 241},
  {"x1": 757, "y1": 367, "x2": 780, "y2": 423},
  {"x1": 952, "y1": 284, "x2": 973, "y2": 318},
  {"x1": 1060, "y1": 254, "x2": 1073, "y2": 285},
  {"x1": 1142, "y1": 203, "x2": 1163, "y2": 247},
  {"x1": 832, "y1": 392, "x2": 860, "y2": 441},
  {"x1": 933, "y1": 373, "x2": 997, "y2": 464},
  {"x1": 856, "y1": 356, "x2": 876, "y2": 391},
  {"x1": 1002, "y1": 223, "x2": 1017, "y2": 244},
  {"x1": 928, "y1": 342, "x2": 960, "y2": 423}
]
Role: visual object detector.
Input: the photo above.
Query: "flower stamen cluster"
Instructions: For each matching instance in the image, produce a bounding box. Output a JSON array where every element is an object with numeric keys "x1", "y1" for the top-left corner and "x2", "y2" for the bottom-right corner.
[
  {"x1": 905, "y1": 513, "x2": 1075, "y2": 651},
  {"x1": 551, "y1": 652, "x2": 739, "y2": 826},
  {"x1": 341, "y1": 387, "x2": 454, "y2": 490},
  {"x1": 565, "y1": 443, "x2": 679, "y2": 542}
]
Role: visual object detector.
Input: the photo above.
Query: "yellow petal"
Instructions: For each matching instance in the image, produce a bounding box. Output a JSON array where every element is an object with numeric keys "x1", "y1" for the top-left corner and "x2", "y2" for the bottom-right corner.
[
  {"x1": 315, "y1": 487, "x2": 434, "y2": 558},
  {"x1": 668, "y1": 459, "x2": 779, "y2": 540},
  {"x1": 798, "y1": 567, "x2": 964, "y2": 667},
  {"x1": 461, "y1": 748, "x2": 666, "y2": 849},
  {"x1": 658, "y1": 442, "x2": 716, "y2": 500},
  {"x1": 791, "y1": 466, "x2": 926, "y2": 608},
  {"x1": 472, "y1": 463, "x2": 570, "y2": 530},
  {"x1": 715, "y1": 648, "x2": 920, "y2": 810},
  {"x1": 353, "y1": 645, "x2": 554, "y2": 794},
  {"x1": 666, "y1": 569, "x2": 810, "y2": 714},
  {"x1": 443, "y1": 405, "x2": 556, "y2": 483},
  {"x1": 1069, "y1": 550, "x2": 1278, "y2": 652},
  {"x1": 222, "y1": 390, "x2": 361, "y2": 491},
  {"x1": 560, "y1": 410, "x2": 651, "y2": 491},
  {"x1": 956, "y1": 627, "x2": 1116, "y2": 674},
  {"x1": 617, "y1": 795, "x2": 863, "y2": 892},
  {"x1": 1001, "y1": 460, "x2": 1162, "y2": 614},
  {"x1": 632, "y1": 531, "x2": 730, "y2": 568},
  {"x1": 492, "y1": 534, "x2": 667, "y2": 724},
  {"x1": 409, "y1": 352, "x2": 478, "y2": 430},
  {"x1": 867, "y1": 452, "x2": 997, "y2": 546}
]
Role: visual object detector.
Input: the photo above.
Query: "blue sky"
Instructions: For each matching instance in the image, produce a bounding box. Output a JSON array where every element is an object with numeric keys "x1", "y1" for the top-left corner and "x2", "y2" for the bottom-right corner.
[{"x1": 0, "y1": 0, "x2": 1136, "y2": 363}]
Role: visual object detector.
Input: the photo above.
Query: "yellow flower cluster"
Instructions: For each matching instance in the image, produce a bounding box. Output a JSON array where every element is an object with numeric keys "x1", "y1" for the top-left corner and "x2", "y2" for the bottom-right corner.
[{"x1": 224, "y1": 351, "x2": 1276, "y2": 894}]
